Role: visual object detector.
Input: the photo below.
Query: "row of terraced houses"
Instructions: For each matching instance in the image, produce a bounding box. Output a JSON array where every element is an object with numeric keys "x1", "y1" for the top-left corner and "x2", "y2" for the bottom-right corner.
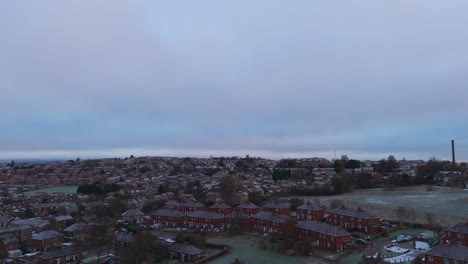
[{"x1": 150, "y1": 200, "x2": 381, "y2": 252}]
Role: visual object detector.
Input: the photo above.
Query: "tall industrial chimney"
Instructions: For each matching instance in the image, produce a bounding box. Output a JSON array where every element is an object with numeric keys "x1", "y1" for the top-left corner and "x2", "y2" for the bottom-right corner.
[{"x1": 451, "y1": 140, "x2": 455, "y2": 164}]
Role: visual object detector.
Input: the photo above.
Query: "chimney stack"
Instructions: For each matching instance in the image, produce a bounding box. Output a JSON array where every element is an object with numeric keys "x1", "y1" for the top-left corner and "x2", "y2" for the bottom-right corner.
[{"x1": 452, "y1": 140, "x2": 456, "y2": 164}]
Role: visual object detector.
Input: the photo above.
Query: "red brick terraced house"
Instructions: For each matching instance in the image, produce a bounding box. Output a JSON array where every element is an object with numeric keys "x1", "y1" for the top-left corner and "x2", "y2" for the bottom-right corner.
[
  {"x1": 251, "y1": 211, "x2": 294, "y2": 235},
  {"x1": 31, "y1": 203, "x2": 60, "y2": 217},
  {"x1": 208, "y1": 202, "x2": 232, "y2": 216},
  {"x1": 151, "y1": 209, "x2": 186, "y2": 227},
  {"x1": 224, "y1": 212, "x2": 251, "y2": 230},
  {"x1": 235, "y1": 202, "x2": 260, "y2": 216},
  {"x1": 0, "y1": 225, "x2": 33, "y2": 242},
  {"x1": 30, "y1": 230, "x2": 64, "y2": 252},
  {"x1": 175, "y1": 201, "x2": 206, "y2": 215},
  {"x1": 57, "y1": 202, "x2": 78, "y2": 215},
  {"x1": 38, "y1": 247, "x2": 82, "y2": 264},
  {"x1": 296, "y1": 202, "x2": 324, "y2": 221},
  {"x1": 296, "y1": 220, "x2": 352, "y2": 252},
  {"x1": 164, "y1": 200, "x2": 180, "y2": 209},
  {"x1": 0, "y1": 235, "x2": 19, "y2": 258},
  {"x1": 262, "y1": 202, "x2": 291, "y2": 215},
  {"x1": 442, "y1": 223, "x2": 468, "y2": 247},
  {"x1": 328, "y1": 206, "x2": 380, "y2": 234},
  {"x1": 63, "y1": 222, "x2": 89, "y2": 242},
  {"x1": 423, "y1": 244, "x2": 468, "y2": 264},
  {"x1": 186, "y1": 211, "x2": 224, "y2": 229}
]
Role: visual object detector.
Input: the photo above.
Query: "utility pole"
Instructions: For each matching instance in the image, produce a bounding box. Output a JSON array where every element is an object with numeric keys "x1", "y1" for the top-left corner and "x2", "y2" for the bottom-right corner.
[{"x1": 451, "y1": 140, "x2": 455, "y2": 164}]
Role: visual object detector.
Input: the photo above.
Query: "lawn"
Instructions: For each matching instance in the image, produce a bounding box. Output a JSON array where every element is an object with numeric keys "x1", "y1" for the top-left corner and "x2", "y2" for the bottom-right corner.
[
  {"x1": 300, "y1": 186, "x2": 468, "y2": 226},
  {"x1": 23, "y1": 186, "x2": 79, "y2": 196},
  {"x1": 206, "y1": 234, "x2": 321, "y2": 264}
]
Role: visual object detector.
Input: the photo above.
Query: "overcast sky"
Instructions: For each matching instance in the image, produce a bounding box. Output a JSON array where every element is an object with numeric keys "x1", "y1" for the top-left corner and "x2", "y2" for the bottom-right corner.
[{"x1": 1, "y1": 1, "x2": 467, "y2": 161}]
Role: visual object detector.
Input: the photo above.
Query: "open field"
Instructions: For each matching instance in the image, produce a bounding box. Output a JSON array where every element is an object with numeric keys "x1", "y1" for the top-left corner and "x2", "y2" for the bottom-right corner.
[
  {"x1": 299, "y1": 186, "x2": 468, "y2": 226},
  {"x1": 23, "y1": 185, "x2": 78, "y2": 196},
  {"x1": 206, "y1": 234, "x2": 330, "y2": 264}
]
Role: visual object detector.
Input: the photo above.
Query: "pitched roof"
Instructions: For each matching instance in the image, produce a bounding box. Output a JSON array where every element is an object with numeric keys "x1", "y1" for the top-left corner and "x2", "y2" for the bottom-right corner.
[
  {"x1": 188, "y1": 211, "x2": 223, "y2": 219},
  {"x1": 55, "y1": 215, "x2": 73, "y2": 222},
  {"x1": 63, "y1": 222, "x2": 89, "y2": 233},
  {"x1": 114, "y1": 233, "x2": 135, "y2": 243},
  {"x1": 297, "y1": 203, "x2": 322, "y2": 211},
  {"x1": 251, "y1": 211, "x2": 292, "y2": 223},
  {"x1": 209, "y1": 202, "x2": 231, "y2": 209},
  {"x1": 12, "y1": 218, "x2": 50, "y2": 228},
  {"x1": 58, "y1": 202, "x2": 78, "y2": 208},
  {"x1": 0, "y1": 215, "x2": 13, "y2": 224},
  {"x1": 122, "y1": 209, "x2": 144, "y2": 217},
  {"x1": 165, "y1": 200, "x2": 206, "y2": 208},
  {"x1": 330, "y1": 207, "x2": 378, "y2": 219},
  {"x1": 169, "y1": 243, "x2": 204, "y2": 255},
  {"x1": 179, "y1": 201, "x2": 205, "y2": 208},
  {"x1": 31, "y1": 230, "x2": 63, "y2": 240},
  {"x1": 263, "y1": 202, "x2": 289, "y2": 209},
  {"x1": 152, "y1": 209, "x2": 185, "y2": 217},
  {"x1": 39, "y1": 247, "x2": 81, "y2": 260},
  {"x1": 296, "y1": 220, "x2": 350, "y2": 237},
  {"x1": 0, "y1": 235, "x2": 18, "y2": 245},
  {"x1": 447, "y1": 223, "x2": 468, "y2": 234},
  {"x1": 225, "y1": 212, "x2": 249, "y2": 220},
  {"x1": 0, "y1": 225, "x2": 31, "y2": 235},
  {"x1": 425, "y1": 245, "x2": 468, "y2": 261},
  {"x1": 165, "y1": 200, "x2": 180, "y2": 207},
  {"x1": 236, "y1": 202, "x2": 259, "y2": 209}
]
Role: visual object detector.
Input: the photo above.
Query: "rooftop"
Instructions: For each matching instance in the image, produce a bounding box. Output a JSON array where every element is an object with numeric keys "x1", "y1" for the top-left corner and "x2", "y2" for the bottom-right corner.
[
  {"x1": 447, "y1": 223, "x2": 468, "y2": 234},
  {"x1": 330, "y1": 206, "x2": 378, "y2": 219},
  {"x1": 425, "y1": 244, "x2": 468, "y2": 261},
  {"x1": 296, "y1": 220, "x2": 350, "y2": 237}
]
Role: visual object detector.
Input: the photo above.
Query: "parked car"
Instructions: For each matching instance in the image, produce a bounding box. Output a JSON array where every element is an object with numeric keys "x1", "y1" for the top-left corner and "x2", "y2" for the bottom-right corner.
[
  {"x1": 392, "y1": 235, "x2": 413, "y2": 243},
  {"x1": 355, "y1": 239, "x2": 369, "y2": 245},
  {"x1": 101, "y1": 258, "x2": 117, "y2": 264}
]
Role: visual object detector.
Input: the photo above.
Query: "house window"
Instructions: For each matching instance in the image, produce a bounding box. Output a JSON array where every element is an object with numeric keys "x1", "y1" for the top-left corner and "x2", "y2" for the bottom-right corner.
[
  {"x1": 453, "y1": 260, "x2": 458, "y2": 264},
  {"x1": 444, "y1": 258, "x2": 449, "y2": 264},
  {"x1": 457, "y1": 233, "x2": 464, "y2": 238},
  {"x1": 427, "y1": 255, "x2": 433, "y2": 261}
]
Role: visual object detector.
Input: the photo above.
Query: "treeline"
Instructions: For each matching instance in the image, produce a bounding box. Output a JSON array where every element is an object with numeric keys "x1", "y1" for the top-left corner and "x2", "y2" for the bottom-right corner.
[
  {"x1": 272, "y1": 169, "x2": 291, "y2": 181},
  {"x1": 76, "y1": 183, "x2": 120, "y2": 194}
]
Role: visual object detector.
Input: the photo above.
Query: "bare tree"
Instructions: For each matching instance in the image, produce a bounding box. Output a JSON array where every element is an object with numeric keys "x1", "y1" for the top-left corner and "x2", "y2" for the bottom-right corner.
[
  {"x1": 425, "y1": 212, "x2": 437, "y2": 238},
  {"x1": 118, "y1": 232, "x2": 167, "y2": 264},
  {"x1": 219, "y1": 175, "x2": 237, "y2": 204},
  {"x1": 313, "y1": 198, "x2": 321, "y2": 206},
  {"x1": 395, "y1": 206, "x2": 409, "y2": 225},
  {"x1": 330, "y1": 199, "x2": 344, "y2": 209}
]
